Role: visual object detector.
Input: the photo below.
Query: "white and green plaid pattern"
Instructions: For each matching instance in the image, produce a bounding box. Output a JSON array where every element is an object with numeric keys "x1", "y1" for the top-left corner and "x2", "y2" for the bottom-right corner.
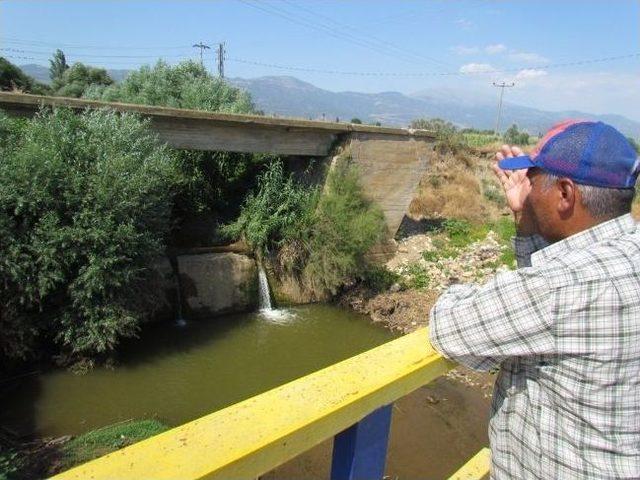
[{"x1": 429, "y1": 214, "x2": 640, "y2": 479}]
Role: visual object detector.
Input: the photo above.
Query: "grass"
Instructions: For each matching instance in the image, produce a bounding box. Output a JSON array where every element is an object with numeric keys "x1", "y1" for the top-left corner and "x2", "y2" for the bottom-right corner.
[
  {"x1": 403, "y1": 263, "x2": 430, "y2": 289},
  {"x1": 59, "y1": 419, "x2": 169, "y2": 471}
]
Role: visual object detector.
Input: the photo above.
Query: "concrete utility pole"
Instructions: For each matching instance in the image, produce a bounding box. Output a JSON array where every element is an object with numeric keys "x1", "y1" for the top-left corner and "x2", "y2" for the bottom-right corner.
[
  {"x1": 192, "y1": 42, "x2": 211, "y2": 66},
  {"x1": 492, "y1": 81, "x2": 515, "y2": 135},
  {"x1": 217, "y1": 42, "x2": 226, "y2": 78}
]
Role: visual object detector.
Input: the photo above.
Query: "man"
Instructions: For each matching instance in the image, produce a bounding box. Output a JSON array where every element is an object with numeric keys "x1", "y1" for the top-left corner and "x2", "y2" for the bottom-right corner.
[{"x1": 429, "y1": 120, "x2": 640, "y2": 479}]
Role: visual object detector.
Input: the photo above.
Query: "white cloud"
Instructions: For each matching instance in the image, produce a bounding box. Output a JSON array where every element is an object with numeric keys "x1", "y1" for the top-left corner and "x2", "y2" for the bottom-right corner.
[
  {"x1": 451, "y1": 45, "x2": 480, "y2": 55},
  {"x1": 459, "y1": 63, "x2": 496, "y2": 74},
  {"x1": 455, "y1": 18, "x2": 474, "y2": 29},
  {"x1": 485, "y1": 44, "x2": 507, "y2": 54},
  {"x1": 514, "y1": 69, "x2": 548, "y2": 80},
  {"x1": 508, "y1": 52, "x2": 549, "y2": 64}
]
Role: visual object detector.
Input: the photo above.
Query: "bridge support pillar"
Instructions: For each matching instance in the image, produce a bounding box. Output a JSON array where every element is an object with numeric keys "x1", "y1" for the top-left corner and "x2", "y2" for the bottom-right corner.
[{"x1": 330, "y1": 404, "x2": 393, "y2": 480}]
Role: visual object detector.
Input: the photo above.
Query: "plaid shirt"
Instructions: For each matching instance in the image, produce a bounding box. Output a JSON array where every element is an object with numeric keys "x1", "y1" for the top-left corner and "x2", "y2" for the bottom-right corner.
[{"x1": 429, "y1": 213, "x2": 640, "y2": 479}]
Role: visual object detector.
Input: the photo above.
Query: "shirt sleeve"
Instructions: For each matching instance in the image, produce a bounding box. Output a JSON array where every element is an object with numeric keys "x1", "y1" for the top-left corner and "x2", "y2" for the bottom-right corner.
[
  {"x1": 512, "y1": 234, "x2": 549, "y2": 268},
  {"x1": 428, "y1": 267, "x2": 555, "y2": 371}
]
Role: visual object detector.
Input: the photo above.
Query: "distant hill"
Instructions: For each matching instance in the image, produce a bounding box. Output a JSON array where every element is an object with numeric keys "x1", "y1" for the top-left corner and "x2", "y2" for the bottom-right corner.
[
  {"x1": 19, "y1": 63, "x2": 131, "y2": 84},
  {"x1": 231, "y1": 76, "x2": 640, "y2": 138},
  {"x1": 17, "y1": 64, "x2": 640, "y2": 138}
]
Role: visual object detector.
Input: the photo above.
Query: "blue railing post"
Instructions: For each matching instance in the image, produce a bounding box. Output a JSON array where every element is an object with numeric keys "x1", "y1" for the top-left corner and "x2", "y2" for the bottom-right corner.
[{"x1": 330, "y1": 404, "x2": 393, "y2": 480}]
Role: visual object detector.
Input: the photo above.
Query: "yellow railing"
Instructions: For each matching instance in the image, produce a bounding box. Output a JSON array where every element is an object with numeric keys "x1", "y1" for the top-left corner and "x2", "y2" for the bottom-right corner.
[{"x1": 51, "y1": 328, "x2": 489, "y2": 480}]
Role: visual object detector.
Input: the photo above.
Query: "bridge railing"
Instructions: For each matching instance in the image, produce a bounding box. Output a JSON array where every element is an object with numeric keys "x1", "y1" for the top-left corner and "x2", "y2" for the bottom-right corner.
[{"x1": 51, "y1": 328, "x2": 489, "y2": 480}]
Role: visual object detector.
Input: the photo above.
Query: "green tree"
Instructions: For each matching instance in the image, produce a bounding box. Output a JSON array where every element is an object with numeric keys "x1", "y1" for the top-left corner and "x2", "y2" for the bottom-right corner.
[
  {"x1": 0, "y1": 57, "x2": 50, "y2": 94},
  {"x1": 84, "y1": 60, "x2": 261, "y2": 219},
  {"x1": 410, "y1": 117, "x2": 467, "y2": 153},
  {"x1": 350, "y1": 118, "x2": 362, "y2": 124},
  {"x1": 84, "y1": 60, "x2": 254, "y2": 113},
  {"x1": 52, "y1": 62, "x2": 114, "y2": 98},
  {"x1": 49, "y1": 49, "x2": 69, "y2": 82},
  {"x1": 503, "y1": 124, "x2": 530, "y2": 145},
  {"x1": 0, "y1": 108, "x2": 179, "y2": 363}
]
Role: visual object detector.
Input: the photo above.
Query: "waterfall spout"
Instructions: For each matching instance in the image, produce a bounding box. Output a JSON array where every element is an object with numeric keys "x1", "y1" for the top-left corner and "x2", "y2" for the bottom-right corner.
[{"x1": 258, "y1": 265, "x2": 273, "y2": 311}]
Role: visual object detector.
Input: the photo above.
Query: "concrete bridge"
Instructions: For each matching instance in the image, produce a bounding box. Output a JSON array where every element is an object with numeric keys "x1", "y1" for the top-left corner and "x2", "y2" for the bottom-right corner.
[{"x1": 0, "y1": 92, "x2": 436, "y2": 236}]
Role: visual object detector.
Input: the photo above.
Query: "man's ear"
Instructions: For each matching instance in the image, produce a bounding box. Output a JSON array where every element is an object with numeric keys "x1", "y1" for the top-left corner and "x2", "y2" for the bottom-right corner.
[{"x1": 557, "y1": 178, "x2": 576, "y2": 214}]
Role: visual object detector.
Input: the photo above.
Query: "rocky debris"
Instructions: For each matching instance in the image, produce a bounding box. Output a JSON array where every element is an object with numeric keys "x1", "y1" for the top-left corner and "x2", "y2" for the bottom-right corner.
[{"x1": 389, "y1": 230, "x2": 512, "y2": 293}]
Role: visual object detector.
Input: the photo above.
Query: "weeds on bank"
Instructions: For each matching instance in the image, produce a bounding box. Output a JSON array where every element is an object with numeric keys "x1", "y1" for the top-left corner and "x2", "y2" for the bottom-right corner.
[{"x1": 59, "y1": 419, "x2": 168, "y2": 471}]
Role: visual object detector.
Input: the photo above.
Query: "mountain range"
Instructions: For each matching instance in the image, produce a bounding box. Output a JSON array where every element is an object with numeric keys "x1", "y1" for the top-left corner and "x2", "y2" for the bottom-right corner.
[{"x1": 19, "y1": 64, "x2": 640, "y2": 138}]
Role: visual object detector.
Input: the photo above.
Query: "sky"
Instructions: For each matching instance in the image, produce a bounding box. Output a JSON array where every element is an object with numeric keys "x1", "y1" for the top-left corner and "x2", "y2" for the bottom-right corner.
[{"x1": 1, "y1": 0, "x2": 639, "y2": 120}]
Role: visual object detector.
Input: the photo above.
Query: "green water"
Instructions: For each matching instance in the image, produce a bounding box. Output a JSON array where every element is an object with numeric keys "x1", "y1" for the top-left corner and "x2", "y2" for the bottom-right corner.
[{"x1": 1, "y1": 304, "x2": 396, "y2": 438}]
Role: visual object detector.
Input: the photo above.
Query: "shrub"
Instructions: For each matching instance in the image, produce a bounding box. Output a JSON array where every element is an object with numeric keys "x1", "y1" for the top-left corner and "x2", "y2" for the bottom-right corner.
[
  {"x1": 361, "y1": 265, "x2": 400, "y2": 292},
  {"x1": 301, "y1": 160, "x2": 386, "y2": 297},
  {"x1": 85, "y1": 60, "x2": 262, "y2": 222},
  {"x1": 52, "y1": 63, "x2": 114, "y2": 98},
  {"x1": 221, "y1": 160, "x2": 318, "y2": 253},
  {"x1": 410, "y1": 118, "x2": 468, "y2": 154},
  {"x1": 0, "y1": 108, "x2": 179, "y2": 362},
  {"x1": 84, "y1": 60, "x2": 253, "y2": 114},
  {"x1": 226, "y1": 157, "x2": 387, "y2": 299},
  {"x1": 503, "y1": 124, "x2": 530, "y2": 146},
  {"x1": 0, "y1": 57, "x2": 50, "y2": 95}
]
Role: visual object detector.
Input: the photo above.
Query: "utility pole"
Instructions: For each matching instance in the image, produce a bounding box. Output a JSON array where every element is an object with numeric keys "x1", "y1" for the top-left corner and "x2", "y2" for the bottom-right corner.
[
  {"x1": 216, "y1": 42, "x2": 226, "y2": 78},
  {"x1": 192, "y1": 42, "x2": 211, "y2": 66},
  {"x1": 492, "y1": 81, "x2": 515, "y2": 135}
]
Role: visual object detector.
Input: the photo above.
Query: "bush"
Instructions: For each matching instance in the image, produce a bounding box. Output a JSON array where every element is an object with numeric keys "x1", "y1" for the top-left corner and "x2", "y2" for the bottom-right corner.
[
  {"x1": 503, "y1": 124, "x2": 530, "y2": 146},
  {"x1": 0, "y1": 57, "x2": 50, "y2": 95},
  {"x1": 84, "y1": 60, "x2": 253, "y2": 114},
  {"x1": 221, "y1": 160, "x2": 318, "y2": 253},
  {"x1": 0, "y1": 108, "x2": 179, "y2": 362},
  {"x1": 410, "y1": 118, "x2": 467, "y2": 154},
  {"x1": 85, "y1": 60, "x2": 262, "y2": 222},
  {"x1": 226, "y1": 157, "x2": 387, "y2": 299},
  {"x1": 301, "y1": 160, "x2": 386, "y2": 297},
  {"x1": 52, "y1": 63, "x2": 113, "y2": 98}
]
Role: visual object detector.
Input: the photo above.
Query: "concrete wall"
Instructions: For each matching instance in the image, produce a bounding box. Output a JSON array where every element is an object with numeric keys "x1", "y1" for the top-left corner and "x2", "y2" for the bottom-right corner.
[
  {"x1": 177, "y1": 252, "x2": 258, "y2": 318},
  {"x1": 349, "y1": 132, "x2": 434, "y2": 236}
]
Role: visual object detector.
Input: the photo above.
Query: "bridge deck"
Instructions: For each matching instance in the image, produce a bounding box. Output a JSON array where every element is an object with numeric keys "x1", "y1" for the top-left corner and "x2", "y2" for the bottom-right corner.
[{"x1": 0, "y1": 92, "x2": 434, "y2": 156}]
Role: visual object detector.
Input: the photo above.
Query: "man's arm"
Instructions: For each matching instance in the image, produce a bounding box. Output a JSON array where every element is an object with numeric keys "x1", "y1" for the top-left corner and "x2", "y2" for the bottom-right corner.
[{"x1": 428, "y1": 267, "x2": 555, "y2": 370}]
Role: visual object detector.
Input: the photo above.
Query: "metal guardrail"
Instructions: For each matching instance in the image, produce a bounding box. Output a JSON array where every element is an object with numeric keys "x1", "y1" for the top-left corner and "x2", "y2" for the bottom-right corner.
[{"x1": 50, "y1": 328, "x2": 489, "y2": 480}]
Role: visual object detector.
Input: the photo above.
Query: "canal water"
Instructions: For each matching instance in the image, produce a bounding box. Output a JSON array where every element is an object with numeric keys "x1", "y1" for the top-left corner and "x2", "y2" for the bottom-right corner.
[{"x1": 0, "y1": 304, "x2": 396, "y2": 438}]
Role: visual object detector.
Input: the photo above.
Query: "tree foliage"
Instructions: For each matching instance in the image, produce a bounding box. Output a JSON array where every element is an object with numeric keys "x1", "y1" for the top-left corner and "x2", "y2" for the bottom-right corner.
[
  {"x1": 84, "y1": 60, "x2": 262, "y2": 219},
  {"x1": 52, "y1": 62, "x2": 114, "y2": 98},
  {"x1": 503, "y1": 123, "x2": 530, "y2": 145},
  {"x1": 0, "y1": 57, "x2": 50, "y2": 95},
  {"x1": 84, "y1": 60, "x2": 254, "y2": 113},
  {"x1": 0, "y1": 108, "x2": 179, "y2": 363},
  {"x1": 410, "y1": 117, "x2": 468, "y2": 154},
  {"x1": 49, "y1": 49, "x2": 69, "y2": 82},
  {"x1": 224, "y1": 158, "x2": 386, "y2": 299}
]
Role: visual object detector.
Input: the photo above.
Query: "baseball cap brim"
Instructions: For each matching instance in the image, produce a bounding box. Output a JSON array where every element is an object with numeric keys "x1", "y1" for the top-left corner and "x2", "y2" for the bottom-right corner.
[{"x1": 498, "y1": 155, "x2": 536, "y2": 170}]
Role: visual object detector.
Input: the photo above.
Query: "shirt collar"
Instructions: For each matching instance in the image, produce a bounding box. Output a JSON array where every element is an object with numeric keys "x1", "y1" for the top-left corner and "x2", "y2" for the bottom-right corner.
[{"x1": 531, "y1": 213, "x2": 637, "y2": 267}]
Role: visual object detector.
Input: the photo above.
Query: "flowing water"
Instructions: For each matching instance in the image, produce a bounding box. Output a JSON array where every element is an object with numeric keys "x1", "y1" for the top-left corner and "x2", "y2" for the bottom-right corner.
[{"x1": 0, "y1": 304, "x2": 396, "y2": 438}]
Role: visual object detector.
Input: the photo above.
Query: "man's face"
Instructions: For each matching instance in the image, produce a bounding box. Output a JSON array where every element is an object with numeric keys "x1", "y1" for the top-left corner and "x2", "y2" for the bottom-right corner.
[{"x1": 525, "y1": 168, "x2": 560, "y2": 241}]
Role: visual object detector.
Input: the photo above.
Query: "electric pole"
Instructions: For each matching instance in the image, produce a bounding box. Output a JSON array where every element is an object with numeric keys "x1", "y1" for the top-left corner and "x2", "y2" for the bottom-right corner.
[
  {"x1": 216, "y1": 42, "x2": 226, "y2": 78},
  {"x1": 192, "y1": 42, "x2": 211, "y2": 66},
  {"x1": 492, "y1": 81, "x2": 515, "y2": 135}
]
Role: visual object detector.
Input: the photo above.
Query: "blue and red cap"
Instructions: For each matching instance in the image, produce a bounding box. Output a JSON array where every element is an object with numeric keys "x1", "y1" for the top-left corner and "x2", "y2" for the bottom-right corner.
[{"x1": 499, "y1": 119, "x2": 640, "y2": 189}]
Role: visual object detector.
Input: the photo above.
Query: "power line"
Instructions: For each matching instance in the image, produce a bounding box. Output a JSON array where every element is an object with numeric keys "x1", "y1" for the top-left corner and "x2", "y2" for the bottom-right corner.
[
  {"x1": 278, "y1": 0, "x2": 451, "y2": 68},
  {"x1": 1, "y1": 47, "x2": 193, "y2": 59},
  {"x1": 0, "y1": 36, "x2": 194, "y2": 51},
  {"x1": 235, "y1": 0, "x2": 444, "y2": 68},
  {"x1": 227, "y1": 53, "x2": 640, "y2": 77}
]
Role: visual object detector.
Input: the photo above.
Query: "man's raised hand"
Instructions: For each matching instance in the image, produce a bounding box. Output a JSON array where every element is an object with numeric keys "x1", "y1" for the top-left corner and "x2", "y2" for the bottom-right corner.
[{"x1": 492, "y1": 144, "x2": 531, "y2": 213}]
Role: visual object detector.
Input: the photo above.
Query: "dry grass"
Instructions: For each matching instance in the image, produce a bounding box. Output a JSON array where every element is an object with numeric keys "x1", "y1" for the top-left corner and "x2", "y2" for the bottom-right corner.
[{"x1": 409, "y1": 150, "x2": 507, "y2": 224}]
